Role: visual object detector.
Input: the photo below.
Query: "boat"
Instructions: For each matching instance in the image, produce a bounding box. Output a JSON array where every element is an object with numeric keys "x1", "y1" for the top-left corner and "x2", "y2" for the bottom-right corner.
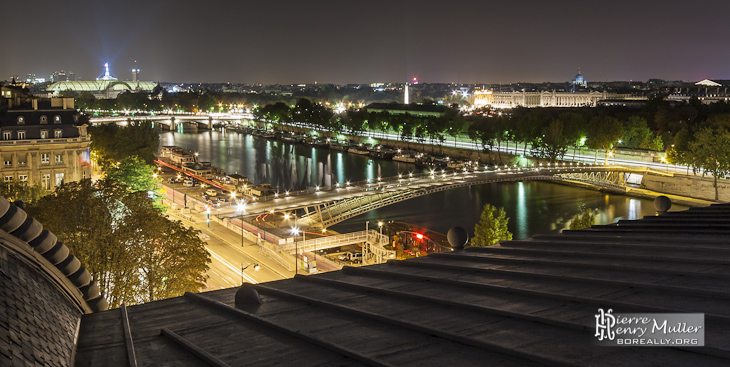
[
  {"x1": 281, "y1": 133, "x2": 303, "y2": 143},
  {"x1": 329, "y1": 140, "x2": 349, "y2": 151},
  {"x1": 393, "y1": 150, "x2": 418, "y2": 163},
  {"x1": 349, "y1": 144, "x2": 370, "y2": 155}
]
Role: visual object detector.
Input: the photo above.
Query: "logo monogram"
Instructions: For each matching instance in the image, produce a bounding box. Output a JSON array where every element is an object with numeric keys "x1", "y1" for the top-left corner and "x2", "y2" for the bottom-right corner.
[{"x1": 595, "y1": 308, "x2": 616, "y2": 341}]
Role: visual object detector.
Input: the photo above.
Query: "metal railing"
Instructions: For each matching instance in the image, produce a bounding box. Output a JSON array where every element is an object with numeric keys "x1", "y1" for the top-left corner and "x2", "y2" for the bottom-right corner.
[{"x1": 277, "y1": 229, "x2": 387, "y2": 253}]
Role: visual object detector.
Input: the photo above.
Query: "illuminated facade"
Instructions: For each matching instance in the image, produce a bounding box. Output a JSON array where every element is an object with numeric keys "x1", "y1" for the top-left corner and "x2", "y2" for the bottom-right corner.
[
  {"x1": 473, "y1": 90, "x2": 607, "y2": 108},
  {"x1": 0, "y1": 96, "x2": 91, "y2": 190},
  {"x1": 47, "y1": 63, "x2": 156, "y2": 99},
  {"x1": 668, "y1": 79, "x2": 730, "y2": 104}
]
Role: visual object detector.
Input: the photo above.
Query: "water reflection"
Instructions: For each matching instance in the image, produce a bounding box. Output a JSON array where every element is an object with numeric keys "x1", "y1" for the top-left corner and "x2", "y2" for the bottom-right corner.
[{"x1": 161, "y1": 131, "x2": 689, "y2": 239}]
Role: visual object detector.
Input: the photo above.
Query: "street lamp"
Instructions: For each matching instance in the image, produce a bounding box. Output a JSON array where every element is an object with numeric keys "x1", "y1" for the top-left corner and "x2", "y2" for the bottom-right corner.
[
  {"x1": 241, "y1": 263, "x2": 260, "y2": 285},
  {"x1": 291, "y1": 226, "x2": 300, "y2": 275},
  {"x1": 378, "y1": 221, "x2": 383, "y2": 234},
  {"x1": 237, "y1": 200, "x2": 247, "y2": 247}
]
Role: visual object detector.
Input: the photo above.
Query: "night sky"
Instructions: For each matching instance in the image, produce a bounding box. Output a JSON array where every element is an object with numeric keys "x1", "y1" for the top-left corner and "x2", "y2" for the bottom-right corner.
[{"x1": 3, "y1": 0, "x2": 729, "y2": 84}]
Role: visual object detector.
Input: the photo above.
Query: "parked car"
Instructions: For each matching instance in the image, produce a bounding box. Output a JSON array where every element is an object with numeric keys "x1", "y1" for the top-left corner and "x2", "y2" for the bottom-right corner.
[
  {"x1": 184, "y1": 180, "x2": 194, "y2": 187},
  {"x1": 205, "y1": 189, "x2": 218, "y2": 197}
]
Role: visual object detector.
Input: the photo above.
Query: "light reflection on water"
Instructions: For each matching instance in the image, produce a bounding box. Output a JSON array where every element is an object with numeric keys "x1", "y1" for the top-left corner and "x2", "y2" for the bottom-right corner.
[{"x1": 161, "y1": 131, "x2": 688, "y2": 239}]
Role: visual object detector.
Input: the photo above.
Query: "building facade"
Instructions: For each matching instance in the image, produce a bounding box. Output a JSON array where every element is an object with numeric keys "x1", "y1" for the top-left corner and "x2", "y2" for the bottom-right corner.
[
  {"x1": 0, "y1": 96, "x2": 91, "y2": 190},
  {"x1": 667, "y1": 79, "x2": 730, "y2": 104},
  {"x1": 473, "y1": 90, "x2": 607, "y2": 108}
]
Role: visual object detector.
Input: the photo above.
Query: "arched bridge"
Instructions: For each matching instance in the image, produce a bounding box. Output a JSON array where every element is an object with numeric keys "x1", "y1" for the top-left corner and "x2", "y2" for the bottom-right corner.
[
  {"x1": 89, "y1": 112, "x2": 254, "y2": 130},
  {"x1": 217, "y1": 165, "x2": 659, "y2": 229}
]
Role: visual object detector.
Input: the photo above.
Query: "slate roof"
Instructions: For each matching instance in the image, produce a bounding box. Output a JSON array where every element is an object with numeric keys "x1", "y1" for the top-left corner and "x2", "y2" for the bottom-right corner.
[
  {"x1": 0, "y1": 196, "x2": 108, "y2": 367},
  {"x1": 75, "y1": 203, "x2": 730, "y2": 366}
]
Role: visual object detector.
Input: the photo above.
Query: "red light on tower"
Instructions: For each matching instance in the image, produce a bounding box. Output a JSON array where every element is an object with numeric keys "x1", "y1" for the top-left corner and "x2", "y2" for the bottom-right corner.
[
  {"x1": 412, "y1": 77, "x2": 418, "y2": 84},
  {"x1": 416, "y1": 233, "x2": 423, "y2": 240}
]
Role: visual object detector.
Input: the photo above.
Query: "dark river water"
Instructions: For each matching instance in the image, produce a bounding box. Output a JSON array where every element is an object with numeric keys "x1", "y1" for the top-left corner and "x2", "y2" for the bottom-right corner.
[{"x1": 160, "y1": 130, "x2": 688, "y2": 239}]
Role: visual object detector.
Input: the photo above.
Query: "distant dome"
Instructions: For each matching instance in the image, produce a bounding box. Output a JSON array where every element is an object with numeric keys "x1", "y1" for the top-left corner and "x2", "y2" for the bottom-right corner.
[{"x1": 572, "y1": 72, "x2": 586, "y2": 86}]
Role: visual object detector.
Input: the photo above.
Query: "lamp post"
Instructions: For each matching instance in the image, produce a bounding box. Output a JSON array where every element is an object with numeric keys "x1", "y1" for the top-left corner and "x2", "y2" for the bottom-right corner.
[
  {"x1": 378, "y1": 221, "x2": 383, "y2": 234},
  {"x1": 241, "y1": 263, "x2": 260, "y2": 285},
  {"x1": 173, "y1": 173, "x2": 181, "y2": 207},
  {"x1": 237, "y1": 200, "x2": 246, "y2": 248},
  {"x1": 291, "y1": 225, "x2": 299, "y2": 276}
]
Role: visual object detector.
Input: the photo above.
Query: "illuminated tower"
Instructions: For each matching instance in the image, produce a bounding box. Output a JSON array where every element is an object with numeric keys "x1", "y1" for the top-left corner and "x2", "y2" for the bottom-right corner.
[
  {"x1": 96, "y1": 63, "x2": 117, "y2": 81},
  {"x1": 404, "y1": 83, "x2": 409, "y2": 104},
  {"x1": 132, "y1": 60, "x2": 140, "y2": 82}
]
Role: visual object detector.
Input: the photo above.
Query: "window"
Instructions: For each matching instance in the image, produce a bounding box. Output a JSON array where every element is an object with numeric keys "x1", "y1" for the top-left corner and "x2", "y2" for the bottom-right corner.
[
  {"x1": 40, "y1": 115, "x2": 48, "y2": 124},
  {"x1": 17, "y1": 116, "x2": 25, "y2": 124},
  {"x1": 55, "y1": 173, "x2": 64, "y2": 187},
  {"x1": 4, "y1": 176, "x2": 12, "y2": 182},
  {"x1": 18, "y1": 155, "x2": 26, "y2": 166},
  {"x1": 54, "y1": 130, "x2": 62, "y2": 138},
  {"x1": 82, "y1": 170, "x2": 87, "y2": 180},
  {"x1": 2, "y1": 131, "x2": 10, "y2": 140},
  {"x1": 18, "y1": 175, "x2": 28, "y2": 182},
  {"x1": 40, "y1": 130, "x2": 48, "y2": 139},
  {"x1": 17, "y1": 131, "x2": 25, "y2": 140},
  {"x1": 54, "y1": 115, "x2": 62, "y2": 124},
  {"x1": 41, "y1": 153, "x2": 50, "y2": 164},
  {"x1": 55, "y1": 154, "x2": 63, "y2": 164},
  {"x1": 4, "y1": 158, "x2": 11, "y2": 167},
  {"x1": 42, "y1": 174, "x2": 51, "y2": 190}
]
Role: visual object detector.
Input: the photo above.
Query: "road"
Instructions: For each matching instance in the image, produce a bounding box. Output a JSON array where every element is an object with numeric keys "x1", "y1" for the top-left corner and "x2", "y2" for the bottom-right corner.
[{"x1": 165, "y1": 210, "x2": 291, "y2": 291}]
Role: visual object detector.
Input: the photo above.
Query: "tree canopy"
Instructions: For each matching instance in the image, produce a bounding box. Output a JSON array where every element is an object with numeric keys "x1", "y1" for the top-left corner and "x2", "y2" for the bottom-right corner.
[
  {"x1": 27, "y1": 179, "x2": 210, "y2": 308},
  {"x1": 472, "y1": 203, "x2": 513, "y2": 246},
  {"x1": 88, "y1": 121, "x2": 160, "y2": 165}
]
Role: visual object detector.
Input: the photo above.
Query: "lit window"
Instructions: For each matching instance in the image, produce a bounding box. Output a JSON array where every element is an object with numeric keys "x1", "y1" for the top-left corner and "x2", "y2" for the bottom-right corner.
[
  {"x1": 17, "y1": 116, "x2": 25, "y2": 124},
  {"x1": 55, "y1": 173, "x2": 64, "y2": 187},
  {"x1": 55, "y1": 154, "x2": 63, "y2": 164},
  {"x1": 42, "y1": 174, "x2": 51, "y2": 190},
  {"x1": 2, "y1": 131, "x2": 10, "y2": 140},
  {"x1": 40, "y1": 130, "x2": 48, "y2": 139},
  {"x1": 40, "y1": 115, "x2": 48, "y2": 124},
  {"x1": 18, "y1": 175, "x2": 28, "y2": 182},
  {"x1": 54, "y1": 115, "x2": 62, "y2": 124},
  {"x1": 54, "y1": 130, "x2": 62, "y2": 138},
  {"x1": 4, "y1": 176, "x2": 12, "y2": 182},
  {"x1": 41, "y1": 153, "x2": 50, "y2": 164},
  {"x1": 17, "y1": 131, "x2": 25, "y2": 140},
  {"x1": 4, "y1": 159, "x2": 11, "y2": 167}
]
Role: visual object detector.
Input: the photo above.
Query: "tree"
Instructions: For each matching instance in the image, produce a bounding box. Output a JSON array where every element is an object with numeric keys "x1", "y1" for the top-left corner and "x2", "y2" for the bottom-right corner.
[
  {"x1": 0, "y1": 181, "x2": 47, "y2": 204},
  {"x1": 568, "y1": 205, "x2": 595, "y2": 230},
  {"x1": 536, "y1": 119, "x2": 571, "y2": 162},
  {"x1": 621, "y1": 116, "x2": 651, "y2": 149},
  {"x1": 666, "y1": 128, "x2": 692, "y2": 174},
  {"x1": 586, "y1": 116, "x2": 623, "y2": 164},
  {"x1": 472, "y1": 204, "x2": 512, "y2": 246},
  {"x1": 688, "y1": 127, "x2": 730, "y2": 201},
  {"x1": 89, "y1": 121, "x2": 160, "y2": 165},
  {"x1": 27, "y1": 179, "x2": 210, "y2": 308}
]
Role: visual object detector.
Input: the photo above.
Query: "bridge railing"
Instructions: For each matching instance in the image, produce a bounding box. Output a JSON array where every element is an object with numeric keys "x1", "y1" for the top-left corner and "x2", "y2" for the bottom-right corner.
[{"x1": 276, "y1": 229, "x2": 387, "y2": 253}]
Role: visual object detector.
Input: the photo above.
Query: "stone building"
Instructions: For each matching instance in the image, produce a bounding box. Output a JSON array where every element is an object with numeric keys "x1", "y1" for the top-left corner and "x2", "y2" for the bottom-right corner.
[
  {"x1": 0, "y1": 91, "x2": 91, "y2": 190},
  {"x1": 473, "y1": 89, "x2": 607, "y2": 108}
]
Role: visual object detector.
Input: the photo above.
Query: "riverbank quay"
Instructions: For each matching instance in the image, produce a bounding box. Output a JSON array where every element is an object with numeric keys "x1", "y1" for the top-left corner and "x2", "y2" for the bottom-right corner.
[{"x1": 233, "y1": 120, "x2": 727, "y2": 203}]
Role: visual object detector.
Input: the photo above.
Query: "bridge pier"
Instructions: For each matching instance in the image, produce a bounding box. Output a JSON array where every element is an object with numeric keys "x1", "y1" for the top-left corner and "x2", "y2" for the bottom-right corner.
[{"x1": 208, "y1": 116, "x2": 213, "y2": 130}]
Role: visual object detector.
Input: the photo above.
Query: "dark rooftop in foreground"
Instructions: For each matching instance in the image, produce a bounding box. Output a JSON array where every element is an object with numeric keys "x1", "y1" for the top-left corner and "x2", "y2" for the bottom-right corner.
[
  {"x1": 71, "y1": 203, "x2": 730, "y2": 365},
  {"x1": 0, "y1": 196, "x2": 107, "y2": 367}
]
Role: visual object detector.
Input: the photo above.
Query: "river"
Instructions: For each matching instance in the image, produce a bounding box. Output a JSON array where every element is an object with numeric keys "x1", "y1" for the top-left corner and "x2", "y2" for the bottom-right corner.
[{"x1": 160, "y1": 130, "x2": 688, "y2": 239}]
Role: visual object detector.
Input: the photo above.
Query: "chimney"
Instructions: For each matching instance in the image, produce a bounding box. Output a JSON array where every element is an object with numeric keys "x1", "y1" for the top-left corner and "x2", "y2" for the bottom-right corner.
[{"x1": 32, "y1": 99, "x2": 38, "y2": 110}]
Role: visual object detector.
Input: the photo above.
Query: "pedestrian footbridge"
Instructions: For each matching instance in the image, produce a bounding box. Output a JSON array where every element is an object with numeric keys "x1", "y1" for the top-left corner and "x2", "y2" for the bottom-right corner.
[
  {"x1": 296, "y1": 165, "x2": 661, "y2": 228},
  {"x1": 276, "y1": 229, "x2": 393, "y2": 264}
]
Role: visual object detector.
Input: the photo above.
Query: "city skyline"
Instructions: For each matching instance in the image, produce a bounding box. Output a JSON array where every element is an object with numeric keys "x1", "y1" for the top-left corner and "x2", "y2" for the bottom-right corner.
[{"x1": 2, "y1": 0, "x2": 730, "y2": 84}]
